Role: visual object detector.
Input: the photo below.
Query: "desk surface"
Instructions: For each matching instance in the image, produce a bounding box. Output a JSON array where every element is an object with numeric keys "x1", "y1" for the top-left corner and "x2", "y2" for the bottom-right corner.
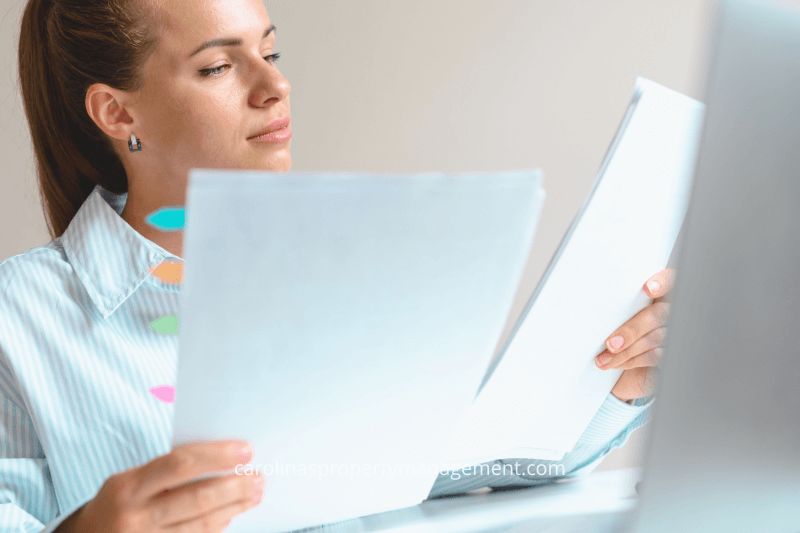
[{"x1": 308, "y1": 468, "x2": 641, "y2": 533}]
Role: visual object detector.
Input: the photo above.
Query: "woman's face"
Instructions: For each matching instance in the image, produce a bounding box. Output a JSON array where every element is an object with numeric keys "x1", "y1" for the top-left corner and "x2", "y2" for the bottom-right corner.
[{"x1": 129, "y1": 0, "x2": 292, "y2": 186}]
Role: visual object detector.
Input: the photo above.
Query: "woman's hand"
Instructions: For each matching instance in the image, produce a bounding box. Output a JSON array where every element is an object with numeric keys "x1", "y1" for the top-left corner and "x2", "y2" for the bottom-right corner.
[
  {"x1": 596, "y1": 269, "x2": 675, "y2": 402},
  {"x1": 57, "y1": 440, "x2": 263, "y2": 533}
]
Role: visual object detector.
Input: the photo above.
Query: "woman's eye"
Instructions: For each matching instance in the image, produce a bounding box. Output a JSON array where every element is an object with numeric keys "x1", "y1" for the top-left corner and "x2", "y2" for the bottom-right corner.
[
  {"x1": 199, "y1": 64, "x2": 230, "y2": 77},
  {"x1": 264, "y1": 52, "x2": 281, "y2": 64},
  {"x1": 199, "y1": 52, "x2": 280, "y2": 78}
]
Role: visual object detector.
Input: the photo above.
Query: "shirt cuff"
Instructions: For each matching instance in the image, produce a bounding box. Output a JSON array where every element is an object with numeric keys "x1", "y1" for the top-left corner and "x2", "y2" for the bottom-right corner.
[
  {"x1": 626, "y1": 395, "x2": 654, "y2": 407},
  {"x1": 578, "y1": 392, "x2": 654, "y2": 451}
]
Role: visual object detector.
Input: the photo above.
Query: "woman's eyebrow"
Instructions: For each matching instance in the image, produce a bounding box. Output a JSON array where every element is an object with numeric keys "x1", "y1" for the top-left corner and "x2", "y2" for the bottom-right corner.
[{"x1": 188, "y1": 24, "x2": 276, "y2": 58}]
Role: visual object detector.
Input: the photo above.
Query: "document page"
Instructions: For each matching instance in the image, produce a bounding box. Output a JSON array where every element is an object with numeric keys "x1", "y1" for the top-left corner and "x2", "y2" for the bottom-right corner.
[
  {"x1": 444, "y1": 78, "x2": 705, "y2": 468},
  {"x1": 173, "y1": 171, "x2": 545, "y2": 532}
]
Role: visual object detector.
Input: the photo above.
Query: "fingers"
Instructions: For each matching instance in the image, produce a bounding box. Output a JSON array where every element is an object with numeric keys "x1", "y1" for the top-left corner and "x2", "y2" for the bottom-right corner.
[
  {"x1": 598, "y1": 269, "x2": 675, "y2": 378},
  {"x1": 616, "y1": 347, "x2": 663, "y2": 370},
  {"x1": 602, "y1": 302, "x2": 670, "y2": 358},
  {"x1": 152, "y1": 472, "x2": 264, "y2": 527},
  {"x1": 167, "y1": 496, "x2": 259, "y2": 533},
  {"x1": 643, "y1": 268, "x2": 675, "y2": 300},
  {"x1": 133, "y1": 440, "x2": 253, "y2": 498},
  {"x1": 597, "y1": 327, "x2": 666, "y2": 369}
]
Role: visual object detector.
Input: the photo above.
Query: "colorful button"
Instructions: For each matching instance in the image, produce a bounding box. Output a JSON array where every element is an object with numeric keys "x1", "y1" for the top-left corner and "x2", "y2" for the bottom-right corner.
[
  {"x1": 150, "y1": 261, "x2": 184, "y2": 285},
  {"x1": 150, "y1": 385, "x2": 176, "y2": 403},
  {"x1": 145, "y1": 207, "x2": 185, "y2": 231},
  {"x1": 150, "y1": 315, "x2": 179, "y2": 335}
]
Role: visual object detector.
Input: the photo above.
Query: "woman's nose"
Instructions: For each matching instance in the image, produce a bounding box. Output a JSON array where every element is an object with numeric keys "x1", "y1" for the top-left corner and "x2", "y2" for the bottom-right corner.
[{"x1": 249, "y1": 60, "x2": 291, "y2": 107}]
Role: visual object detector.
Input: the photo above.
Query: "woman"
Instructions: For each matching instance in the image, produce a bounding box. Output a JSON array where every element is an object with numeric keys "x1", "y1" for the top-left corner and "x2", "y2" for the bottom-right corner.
[{"x1": 1, "y1": 0, "x2": 672, "y2": 531}]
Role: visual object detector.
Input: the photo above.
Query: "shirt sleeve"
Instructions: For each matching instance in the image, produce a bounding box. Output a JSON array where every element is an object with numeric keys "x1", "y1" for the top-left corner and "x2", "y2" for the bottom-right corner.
[
  {"x1": 427, "y1": 392, "x2": 654, "y2": 498},
  {"x1": 0, "y1": 374, "x2": 77, "y2": 532}
]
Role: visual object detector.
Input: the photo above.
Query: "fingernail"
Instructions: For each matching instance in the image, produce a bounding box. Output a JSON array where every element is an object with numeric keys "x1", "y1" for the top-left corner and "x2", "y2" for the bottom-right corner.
[
  {"x1": 237, "y1": 442, "x2": 253, "y2": 462},
  {"x1": 607, "y1": 335, "x2": 625, "y2": 352},
  {"x1": 596, "y1": 354, "x2": 611, "y2": 367},
  {"x1": 646, "y1": 279, "x2": 662, "y2": 294}
]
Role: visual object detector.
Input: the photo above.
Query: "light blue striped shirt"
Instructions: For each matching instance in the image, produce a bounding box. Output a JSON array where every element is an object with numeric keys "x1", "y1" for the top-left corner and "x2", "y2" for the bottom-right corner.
[{"x1": 0, "y1": 185, "x2": 653, "y2": 532}]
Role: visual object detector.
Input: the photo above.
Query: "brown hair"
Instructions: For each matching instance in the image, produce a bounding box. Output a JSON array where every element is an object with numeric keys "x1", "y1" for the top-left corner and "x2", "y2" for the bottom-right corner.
[{"x1": 18, "y1": 0, "x2": 160, "y2": 238}]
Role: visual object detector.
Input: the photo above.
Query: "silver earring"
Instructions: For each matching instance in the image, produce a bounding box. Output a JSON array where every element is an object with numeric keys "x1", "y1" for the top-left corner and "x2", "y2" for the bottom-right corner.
[{"x1": 128, "y1": 133, "x2": 143, "y2": 152}]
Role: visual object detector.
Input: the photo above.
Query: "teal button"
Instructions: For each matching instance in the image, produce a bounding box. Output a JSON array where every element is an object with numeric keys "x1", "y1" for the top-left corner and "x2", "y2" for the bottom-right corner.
[{"x1": 146, "y1": 207, "x2": 185, "y2": 231}]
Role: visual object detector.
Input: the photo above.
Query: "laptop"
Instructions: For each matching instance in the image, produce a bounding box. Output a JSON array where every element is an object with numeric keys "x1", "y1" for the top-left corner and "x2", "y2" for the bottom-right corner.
[
  {"x1": 172, "y1": 170, "x2": 545, "y2": 532},
  {"x1": 628, "y1": 0, "x2": 800, "y2": 530}
]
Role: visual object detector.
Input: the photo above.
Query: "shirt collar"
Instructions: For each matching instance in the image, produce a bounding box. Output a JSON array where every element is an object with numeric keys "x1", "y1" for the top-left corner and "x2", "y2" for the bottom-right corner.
[{"x1": 61, "y1": 185, "x2": 181, "y2": 319}]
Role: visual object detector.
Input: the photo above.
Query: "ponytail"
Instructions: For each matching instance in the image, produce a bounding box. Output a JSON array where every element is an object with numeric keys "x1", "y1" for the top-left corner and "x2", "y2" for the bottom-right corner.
[{"x1": 18, "y1": 0, "x2": 160, "y2": 237}]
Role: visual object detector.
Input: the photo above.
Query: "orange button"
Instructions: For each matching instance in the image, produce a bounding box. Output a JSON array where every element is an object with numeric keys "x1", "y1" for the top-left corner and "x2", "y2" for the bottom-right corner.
[{"x1": 150, "y1": 261, "x2": 184, "y2": 285}]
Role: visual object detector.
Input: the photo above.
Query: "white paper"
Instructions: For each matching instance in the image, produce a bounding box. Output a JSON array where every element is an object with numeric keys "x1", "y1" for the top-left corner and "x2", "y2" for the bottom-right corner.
[
  {"x1": 173, "y1": 171, "x2": 545, "y2": 532},
  {"x1": 443, "y1": 78, "x2": 705, "y2": 468}
]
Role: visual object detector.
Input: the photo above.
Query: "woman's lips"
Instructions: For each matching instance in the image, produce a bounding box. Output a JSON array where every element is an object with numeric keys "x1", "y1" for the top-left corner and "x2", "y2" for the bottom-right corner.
[
  {"x1": 248, "y1": 118, "x2": 292, "y2": 144},
  {"x1": 249, "y1": 127, "x2": 292, "y2": 144}
]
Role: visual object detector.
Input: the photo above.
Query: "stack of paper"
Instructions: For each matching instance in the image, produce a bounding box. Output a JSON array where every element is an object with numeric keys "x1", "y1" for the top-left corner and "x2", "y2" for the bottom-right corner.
[{"x1": 443, "y1": 78, "x2": 705, "y2": 468}]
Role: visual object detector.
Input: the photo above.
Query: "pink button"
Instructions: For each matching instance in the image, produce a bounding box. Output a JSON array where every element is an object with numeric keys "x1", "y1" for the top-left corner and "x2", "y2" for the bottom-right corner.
[{"x1": 150, "y1": 385, "x2": 176, "y2": 403}]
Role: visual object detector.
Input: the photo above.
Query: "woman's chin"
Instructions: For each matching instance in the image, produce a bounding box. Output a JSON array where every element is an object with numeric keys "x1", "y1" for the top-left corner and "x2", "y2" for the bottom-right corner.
[
  {"x1": 270, "y1": 154, "x2": 292, "y2": 172},
  {"x1": 243, "y1": 149, "x2": 292, "y2": 172}
]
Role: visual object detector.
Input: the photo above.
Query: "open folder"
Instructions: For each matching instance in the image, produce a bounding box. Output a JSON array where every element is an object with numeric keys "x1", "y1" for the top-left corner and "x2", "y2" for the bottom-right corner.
[
  {"x1": 173, "y1": 171, "x2": 546, "y2": 532},
  {"x1": 443, "y1": 78, "x2": 705, "y2": 468}
]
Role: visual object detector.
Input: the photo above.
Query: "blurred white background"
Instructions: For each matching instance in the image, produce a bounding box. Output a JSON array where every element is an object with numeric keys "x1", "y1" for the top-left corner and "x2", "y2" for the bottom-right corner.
[{"x1": 0, "y1": 0, "x2": 714, "y2": 468}]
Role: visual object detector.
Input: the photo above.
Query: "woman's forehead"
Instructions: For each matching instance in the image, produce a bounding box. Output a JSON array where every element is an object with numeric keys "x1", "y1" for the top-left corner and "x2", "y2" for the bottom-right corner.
[{"x1": 153, "y1": 0, "x2": 272, "y2": 55}]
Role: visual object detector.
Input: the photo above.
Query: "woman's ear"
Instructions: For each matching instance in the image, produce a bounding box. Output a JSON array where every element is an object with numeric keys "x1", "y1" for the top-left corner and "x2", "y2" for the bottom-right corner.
[{"x1": 85, "y1": 82, "x2": 136, "y2": 143}]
